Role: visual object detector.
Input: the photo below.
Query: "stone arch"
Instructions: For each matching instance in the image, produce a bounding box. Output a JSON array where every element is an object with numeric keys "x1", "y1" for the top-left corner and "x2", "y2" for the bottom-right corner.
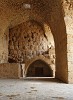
[
  {"x1": 8, "y1": 17, "x2": 68, "y2": 83},
  {"x1": 23, "y1": 18, "x2": 68, "y2": 83},
  {"x1": 22, "y1": 18, "x2": 68, "y2": 83},
  {"x1": 25, "y1": 55, "x2": 53, "y2": 76},
  {"x1": 26, "y1": 59, "x2": 53, "y2": 77},
  {"x1": 6, "y1": 0, "x2": 68, "y2": 83}
]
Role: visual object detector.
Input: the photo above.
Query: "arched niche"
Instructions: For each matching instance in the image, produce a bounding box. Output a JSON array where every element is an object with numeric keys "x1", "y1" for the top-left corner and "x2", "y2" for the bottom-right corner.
[
  {"x1": 8, "y1": 14, "x2": 68, "y2": 83},
  {"x1": 24, "y1": 55, "x2": 55, "y2": 77},
  {"x1": 26, "y1": 59, "x2": 53, "y2": 77}
]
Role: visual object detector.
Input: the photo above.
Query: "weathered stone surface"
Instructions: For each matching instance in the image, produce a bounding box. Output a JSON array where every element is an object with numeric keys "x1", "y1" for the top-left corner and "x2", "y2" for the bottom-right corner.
[
  {"x1": 0, "y1": 63, "x2": 20, "y2": 78},
  {"x1": 9, "y1": 21, "x2": 55, "y2": 63},
  {"x1": 1, "y1": 0, "x2": 73, "y2": 83}
]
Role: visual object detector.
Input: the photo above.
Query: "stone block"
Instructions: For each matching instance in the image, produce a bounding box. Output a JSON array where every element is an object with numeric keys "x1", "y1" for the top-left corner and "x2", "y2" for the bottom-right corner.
[{"x1": 0, "y1": 63, "x2": 20, "y2": 78}]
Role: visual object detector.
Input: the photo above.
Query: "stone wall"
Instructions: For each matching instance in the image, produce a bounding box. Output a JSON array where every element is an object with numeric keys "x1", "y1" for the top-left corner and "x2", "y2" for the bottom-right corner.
[
  {"x1": 9, "y1": 21, "x2": 54, "y2": 63},
  {"x1": 0, "y1": 28, "x2": 9, "y2": 63},
  {"x1": 63, "y1": 0, "x2": 73, "y2": 83}
]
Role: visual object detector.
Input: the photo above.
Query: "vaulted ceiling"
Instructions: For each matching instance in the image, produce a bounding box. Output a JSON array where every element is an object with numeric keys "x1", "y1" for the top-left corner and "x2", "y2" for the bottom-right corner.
[{"x1": 0, "y1": 0, "x2": 64, "y2": 29}]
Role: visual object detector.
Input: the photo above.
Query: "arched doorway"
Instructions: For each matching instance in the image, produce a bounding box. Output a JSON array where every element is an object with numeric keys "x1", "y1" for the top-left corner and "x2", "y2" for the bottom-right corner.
[{"x1": 26, "y1": 60, "x2": 53, "y2": 77}]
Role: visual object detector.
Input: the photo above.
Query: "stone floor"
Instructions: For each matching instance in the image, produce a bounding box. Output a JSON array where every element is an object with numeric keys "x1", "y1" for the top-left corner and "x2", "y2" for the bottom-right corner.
[{"x1": 0, "y1": 78, "x2": 73, "y2": 100}]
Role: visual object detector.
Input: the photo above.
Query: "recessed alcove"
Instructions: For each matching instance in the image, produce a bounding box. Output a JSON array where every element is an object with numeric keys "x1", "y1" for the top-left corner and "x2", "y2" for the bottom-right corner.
[
  {"x1": 26, "y1": 60, "x2": 53, "y2": 77},
  {"x1": 8, "y1": 20, "x2": 55, "y2": 79}
]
